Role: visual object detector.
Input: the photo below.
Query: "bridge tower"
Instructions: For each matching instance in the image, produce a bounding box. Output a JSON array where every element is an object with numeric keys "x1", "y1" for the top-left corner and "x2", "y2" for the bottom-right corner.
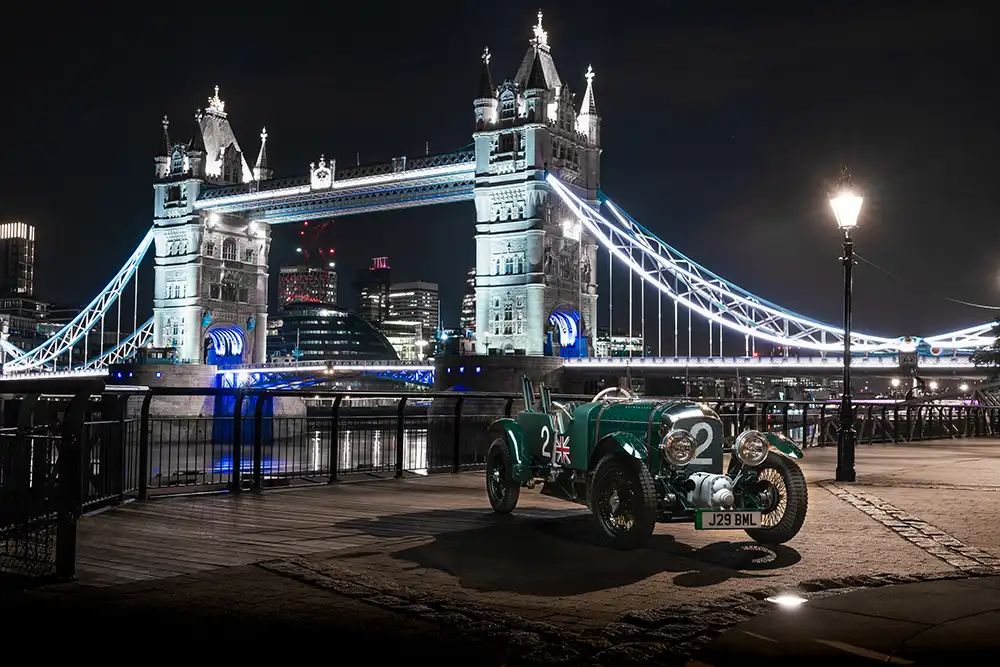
[
  {"x1": 472, "y1": 11, "x2": 601, "y2": 357},
  {"x1": 152, "y1": 87, "x2": 271, "y2": 365}
]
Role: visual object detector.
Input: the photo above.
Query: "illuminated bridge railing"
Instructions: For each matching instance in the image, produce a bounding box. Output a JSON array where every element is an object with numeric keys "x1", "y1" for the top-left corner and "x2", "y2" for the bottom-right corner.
[
  {"x1": 564, "y1": 356, "x2": 978, "y2": 370},
  {"x1": 196, "y1": 148, "x2": 476, "y2": 203}
]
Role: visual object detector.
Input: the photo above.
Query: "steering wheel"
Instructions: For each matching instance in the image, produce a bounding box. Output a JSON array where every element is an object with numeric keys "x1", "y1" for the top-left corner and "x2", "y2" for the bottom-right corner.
[{"x1": 592, "y1": 386, "x2": 634, "y2": 403}]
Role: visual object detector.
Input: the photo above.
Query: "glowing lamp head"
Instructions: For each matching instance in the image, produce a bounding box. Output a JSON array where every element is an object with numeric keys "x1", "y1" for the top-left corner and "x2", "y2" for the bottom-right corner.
[
  {"x1": 829, "y1": 167, "x2": 863, "y2": 231},
  {"x1": 891, "y1": 378, "x2": 900, "y2": 388},
  {"x1": 960, "y1": 383, "x2": 969, "y2": 392}
]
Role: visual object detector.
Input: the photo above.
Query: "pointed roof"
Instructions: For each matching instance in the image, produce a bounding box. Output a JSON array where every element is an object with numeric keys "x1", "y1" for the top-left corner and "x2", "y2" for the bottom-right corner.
[
  {"x1": 515, "y1": 10, "x2": 561, "y2": 91},
  {"x1": 476, "y1": 46, "x2": 495, "y2": 99},
  {"x1": 159, "y1": 115, "x2": 171, "y2": 156},
  {"x1": 255, "y1": 127, "x2": 269, "y2": 171},
  {"x1": 188, "y1": 111, "x2": 207, "y2": 153},
  {"x1": 579, "y1": 65, "x2": 598, "y2": 115},
  {"x1": 524, "y1": 48, "x2": 547, "y2": 91}
]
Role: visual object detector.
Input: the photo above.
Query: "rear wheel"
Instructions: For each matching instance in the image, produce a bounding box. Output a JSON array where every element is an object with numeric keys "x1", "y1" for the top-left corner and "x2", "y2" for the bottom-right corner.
[
  {"x1": 589, "y1": 453, "x2": 657, "y2": 550},
  {"x1": 486, "y1": 439, "x2": 520, "y2": 513},
  {"x1": 744, "y1": 452, "x2": 808, "y2": 544}
]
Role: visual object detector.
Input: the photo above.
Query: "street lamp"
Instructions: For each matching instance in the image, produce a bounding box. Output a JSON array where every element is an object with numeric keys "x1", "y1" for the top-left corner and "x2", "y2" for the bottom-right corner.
[{"x1": 829, "y1": 166, "x2": 863, "y2": 483}]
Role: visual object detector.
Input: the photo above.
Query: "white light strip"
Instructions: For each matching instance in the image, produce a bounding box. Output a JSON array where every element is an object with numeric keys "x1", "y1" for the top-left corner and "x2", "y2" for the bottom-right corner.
[
  {"x1": 563, "y1": 356, "x2": 978, "y2": 369},
  {"x1": 548, "y1": 176, "x2": 867, "y2": 352},
  {"x1": 549, "y1": 175, "x2": 995, "y2": 353},
  {"x1": 602, "y1": 199, "x2": 895, "y2": 348},
  {"x1": 0, "y1": 369, "x2": 106, "y2": 382},
  {"x1": 196, "y1": 161, "x2": 476, "y2": 210}
]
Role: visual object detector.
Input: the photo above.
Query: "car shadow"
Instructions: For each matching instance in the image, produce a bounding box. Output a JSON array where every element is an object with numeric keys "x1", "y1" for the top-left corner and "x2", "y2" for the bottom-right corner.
[{"x1": 343, "y1": 510, "x2": 801, "y2": 597}]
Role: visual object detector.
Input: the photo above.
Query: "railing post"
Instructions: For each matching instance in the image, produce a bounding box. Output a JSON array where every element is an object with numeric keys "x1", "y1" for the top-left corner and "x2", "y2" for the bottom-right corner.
[
  {"x1": 56, "y1": 387, "x2": 94, "y2": 581},
  {"x1": 504, "y1": 397, "x2": 514, "y2": 418},
  {"x1": 231, "y1": 391, "x2": 245, "y2": 493},
  {"x1": 781, "y1": 403, "x2": 790, "y2": 438},
  {"x1": 893, "y1": 405, "x2": 900, "y2": 442},
  {"x1": 819, "y1": 405, "x2": 828, "y2": 445},
  {"x1": 866, "y1": 405, "x2": 874, "y2": 444},
  {"x1": 252, "y1": 394, "x2": 266, "y2": 492},
  {"x1": 137, "y1": 393, "x2": 153, "y2": 501},
  {"x1": 394, "y1": 396, "x2": 408, "y2": 479},
  {"x1": 328, "y1": 395, "x2": 344, "y2": 484},
  {"x1": 113, "y1": 394, "x2": 129, "y2": 503},
  {"x1": 452, "y1": 398, "x2": 465, "y2": 474}
]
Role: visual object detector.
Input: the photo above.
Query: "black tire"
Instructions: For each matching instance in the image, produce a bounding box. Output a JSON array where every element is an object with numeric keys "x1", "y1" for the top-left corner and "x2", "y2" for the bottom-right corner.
[
  {"x1": 744, "y1": 452, "x2": 808, "y2": 545},
  {"x1": 486, "y1": 439, "x2": 520, "y2": 513},
  {"x1": 589, "y1": 453, "x2": 657, "y2": 550}
]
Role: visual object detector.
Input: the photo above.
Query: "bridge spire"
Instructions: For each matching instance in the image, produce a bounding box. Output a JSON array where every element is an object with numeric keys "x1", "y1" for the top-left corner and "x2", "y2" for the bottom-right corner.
[
  {"x1": 159, "y1": 115, "x2": 172, "y2": 155},
  {"x1": 576, "y1": 64, "x2": 600, "y2": 145},
  {"x1": 254, "y1": 127, "x2": 272, "y2": 181},
  {"x1": 477, "y1": 46, "x2": 494, "y2": 100}
]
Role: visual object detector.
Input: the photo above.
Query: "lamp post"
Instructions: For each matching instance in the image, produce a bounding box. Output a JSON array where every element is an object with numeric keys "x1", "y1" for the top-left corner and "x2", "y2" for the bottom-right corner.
[{"x1": 830, "y1": 167, "x2": 863, "y2": 483}]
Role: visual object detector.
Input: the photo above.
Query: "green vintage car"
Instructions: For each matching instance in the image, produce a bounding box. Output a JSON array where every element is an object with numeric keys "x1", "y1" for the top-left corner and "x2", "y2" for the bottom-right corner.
[{"x1": 485, "y1": 376, "x2": 808, "y2": 550}]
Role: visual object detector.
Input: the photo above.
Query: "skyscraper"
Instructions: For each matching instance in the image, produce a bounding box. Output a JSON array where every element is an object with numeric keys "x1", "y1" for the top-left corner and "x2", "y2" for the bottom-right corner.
[
  {"x1": 279, "y1": 263, "x2": 338, "y2": 306},
  {"x1": 0, "y1": 222, "x2": 36, "y2": 297},
  {"x1": 355, "y1": 257, "x2": 391, "y2": 324},
  {"x1": 460, "y1": 267, "x2": 476, "y2": 335}
]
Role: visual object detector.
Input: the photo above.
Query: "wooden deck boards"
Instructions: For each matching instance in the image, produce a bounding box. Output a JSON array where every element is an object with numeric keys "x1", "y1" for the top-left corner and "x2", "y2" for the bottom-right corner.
[{"x1": 75, "y1": 473, "x2": 583, "y2": 586}]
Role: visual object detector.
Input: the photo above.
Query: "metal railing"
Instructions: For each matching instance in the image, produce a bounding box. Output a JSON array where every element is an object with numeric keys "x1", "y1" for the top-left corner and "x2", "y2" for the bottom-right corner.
[{"x1": 2, "y1": 382, "x2": 998, "y2": 582}]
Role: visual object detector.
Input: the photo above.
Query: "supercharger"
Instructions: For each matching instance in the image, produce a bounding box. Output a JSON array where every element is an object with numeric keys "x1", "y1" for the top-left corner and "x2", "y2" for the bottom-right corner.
[{"x1": 685, "y1": 472, "x2": 736, "y2": 509}]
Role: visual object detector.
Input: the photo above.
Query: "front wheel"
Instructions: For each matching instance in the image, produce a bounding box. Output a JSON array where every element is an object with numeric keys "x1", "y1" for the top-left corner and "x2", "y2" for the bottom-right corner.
[
  {"x1": 486, "y1": 439, "x2": 520, "y2": 513},
  {"x1": 744, "y1": 452, "x2": 808, "y2": 545},
  {"x1": 589, "y1": 453, "x2": 657, "y2": 550}
]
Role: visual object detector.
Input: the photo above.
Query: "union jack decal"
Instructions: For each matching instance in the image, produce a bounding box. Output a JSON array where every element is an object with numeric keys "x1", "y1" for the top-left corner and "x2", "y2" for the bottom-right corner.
[{"x1": 553, "y1": 434, "x2": 571, "y2": 466}]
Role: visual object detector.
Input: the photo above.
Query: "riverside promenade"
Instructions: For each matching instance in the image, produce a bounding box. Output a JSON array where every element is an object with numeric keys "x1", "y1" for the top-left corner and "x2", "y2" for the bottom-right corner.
[{"x1": 4, "y1": 439, "x2": 1000, "y2": 664}]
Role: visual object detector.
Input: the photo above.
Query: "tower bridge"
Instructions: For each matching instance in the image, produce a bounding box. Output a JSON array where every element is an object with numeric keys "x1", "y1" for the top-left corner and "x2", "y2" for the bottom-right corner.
[{"x1": 0, "y1": 10, "x2": 995, "y2": 387}]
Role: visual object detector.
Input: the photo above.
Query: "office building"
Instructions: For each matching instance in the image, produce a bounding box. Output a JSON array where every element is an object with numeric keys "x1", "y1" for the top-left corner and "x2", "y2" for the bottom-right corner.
[
  {"x1": 279, "y1": 263, "x2": 338, "y2": 306},
  {"x1": 388, "y1": 281, "x2": 439, "y2": 336},
  {"x1": 0, "y1": 221, "x2": 36, "y2": 297},
  {"x1": 266, "y1": 302, "x2": 398, "y2": 361},
  {"x1": 355, "y1": 257, "x2": 391, "y2": 324},
  {"x1": 460, "y1": 267, "x2": 475, "y2": 336}
]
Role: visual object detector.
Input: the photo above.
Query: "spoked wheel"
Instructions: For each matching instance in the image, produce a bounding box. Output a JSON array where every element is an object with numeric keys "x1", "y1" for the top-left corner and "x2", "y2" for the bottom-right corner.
[
  {"x1": 744, "y1": 452, "x2": 808, "y2": 545},
  {"x1": 590, "y1": 453, "x2": 657, "y2": 550},
  {"x1": 486, "y1": 439, "x2": 520, "y2": 513}
]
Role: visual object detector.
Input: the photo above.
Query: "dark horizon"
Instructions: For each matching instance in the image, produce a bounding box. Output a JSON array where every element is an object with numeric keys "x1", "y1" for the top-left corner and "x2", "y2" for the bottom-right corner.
[{"x1": 1, "y1": 1, "x2": 996, "y2": 346}]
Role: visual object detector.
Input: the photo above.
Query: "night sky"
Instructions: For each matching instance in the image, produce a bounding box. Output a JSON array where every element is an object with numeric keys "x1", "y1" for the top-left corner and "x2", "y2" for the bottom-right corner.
[{"x1": 2, "y1": 1, "x2": 996, "y2": 352}]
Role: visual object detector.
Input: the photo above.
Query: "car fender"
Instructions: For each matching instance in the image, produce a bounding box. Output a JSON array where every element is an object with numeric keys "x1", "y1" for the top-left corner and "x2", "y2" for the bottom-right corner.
[
  {"x1": 764, "y1": 432, "x2": 803, "y2": 459},
  {"x1": 588, "y1": 431, "x2": 649, "y2": 471},
  {"x1": 488, "y1": 418, "x2": 531, "y2": 482}
]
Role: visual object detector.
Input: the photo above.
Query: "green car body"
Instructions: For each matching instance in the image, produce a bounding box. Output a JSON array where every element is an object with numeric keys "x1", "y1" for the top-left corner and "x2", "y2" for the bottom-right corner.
[{"x1": 485, "y1": 376, "x2": 808, "y2": 549}]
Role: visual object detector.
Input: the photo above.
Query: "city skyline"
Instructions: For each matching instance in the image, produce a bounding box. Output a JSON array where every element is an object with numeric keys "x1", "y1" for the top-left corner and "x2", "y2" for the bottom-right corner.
[{"x1": 0, "y1": 2, "x2": 996, "y2": 342}]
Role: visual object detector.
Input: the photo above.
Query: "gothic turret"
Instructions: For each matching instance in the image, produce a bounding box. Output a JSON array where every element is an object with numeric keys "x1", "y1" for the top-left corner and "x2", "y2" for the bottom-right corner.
[
  {"x1": 155, "y1": 115, "x2": 171, "y2": 179},
  {"x1": 253, "y1": 127, "x2": 272, "y2": 181},
  {"x1": 473, "y1": 47, "x2": 498, "y2": 130},
  {"x1": 576, "y1": 65, "x2": 600, "y2": 146}
]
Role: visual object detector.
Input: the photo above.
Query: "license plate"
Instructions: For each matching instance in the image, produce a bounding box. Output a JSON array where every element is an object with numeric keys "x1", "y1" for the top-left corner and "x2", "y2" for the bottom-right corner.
[{"x1": 695, "y1": 510, "x2": 763, "y2": 530}]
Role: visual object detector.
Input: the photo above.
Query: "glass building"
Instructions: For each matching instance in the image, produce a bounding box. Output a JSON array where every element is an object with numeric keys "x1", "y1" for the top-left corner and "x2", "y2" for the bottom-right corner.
[{"x1": 266, "y1": 302, "x2": 398, "y2": 361}]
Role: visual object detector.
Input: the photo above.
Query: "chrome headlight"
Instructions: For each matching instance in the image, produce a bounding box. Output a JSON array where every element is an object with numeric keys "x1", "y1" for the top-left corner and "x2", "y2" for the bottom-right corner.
[
  {"x1": 660, "y1": 429, "x2": 696, "y2": 467},
  {"x1": 734, "y1": 430, "x2": 769, "y2": 467}
]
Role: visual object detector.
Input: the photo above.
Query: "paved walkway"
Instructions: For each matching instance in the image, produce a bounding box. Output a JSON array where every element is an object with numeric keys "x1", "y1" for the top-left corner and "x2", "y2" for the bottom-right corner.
[{"x1": 3, "y1": 438, "x2": 1000, "y2": 663}]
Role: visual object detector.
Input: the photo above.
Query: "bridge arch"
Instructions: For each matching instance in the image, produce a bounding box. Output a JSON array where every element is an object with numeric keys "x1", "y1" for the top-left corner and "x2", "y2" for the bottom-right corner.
[
  {"x1": 204, "y1": 324, "x2": 247, "y2": 367},
  {"x1": 546, "y1": 307, "x2": 587, "y2": 358}
]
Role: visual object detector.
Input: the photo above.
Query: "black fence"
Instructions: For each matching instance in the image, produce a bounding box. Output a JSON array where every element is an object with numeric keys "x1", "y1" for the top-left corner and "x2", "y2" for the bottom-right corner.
[{"x1": 2, "y1": 382, "x2": 999, "y2": 583}]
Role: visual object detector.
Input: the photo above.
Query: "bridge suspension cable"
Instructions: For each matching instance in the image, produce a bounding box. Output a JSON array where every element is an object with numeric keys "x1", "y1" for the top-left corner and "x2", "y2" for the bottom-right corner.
[
  {"x1": 4, "y1": 227, "x2": 154, "y2": 372},
  {"x1": 547, "y1": 175, "x2": 995, "y2": 353}
]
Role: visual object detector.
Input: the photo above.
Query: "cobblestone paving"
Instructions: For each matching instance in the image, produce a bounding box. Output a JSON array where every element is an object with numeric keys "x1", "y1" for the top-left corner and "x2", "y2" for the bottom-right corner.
[
  {"x1": 821, "y1": 482, "x2": 1000, "y2": 571},
  {"x1": 258, "y1": 557, "x2": 996, "y2": 666}
]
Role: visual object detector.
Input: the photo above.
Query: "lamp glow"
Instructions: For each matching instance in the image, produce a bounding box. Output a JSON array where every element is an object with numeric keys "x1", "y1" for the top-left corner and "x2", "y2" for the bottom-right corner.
[
  {"x1": 765, "y1": 594, "x2": 807, "y2": 608},
  {"x1": 960, "y1": 383, "x2": 969, "y2": 392},
  {"x1": 829, "y1": 169, "x2": 863, "y2": 231},
  {"x1": 929, "y1": 381, "x2": 938, "y2": 391},
  {"x1": 891, "y1": 378, "x2": 900, "y2": 387}
]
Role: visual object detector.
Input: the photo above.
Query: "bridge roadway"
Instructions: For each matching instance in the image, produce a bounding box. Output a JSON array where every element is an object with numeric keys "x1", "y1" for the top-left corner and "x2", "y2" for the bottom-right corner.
[
  {"x1": 6, "y1": 439, "x2": 984, "y2": 660},
  {"x1": 0, "y1": 354, "x2": 983, "y2": 384}
]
